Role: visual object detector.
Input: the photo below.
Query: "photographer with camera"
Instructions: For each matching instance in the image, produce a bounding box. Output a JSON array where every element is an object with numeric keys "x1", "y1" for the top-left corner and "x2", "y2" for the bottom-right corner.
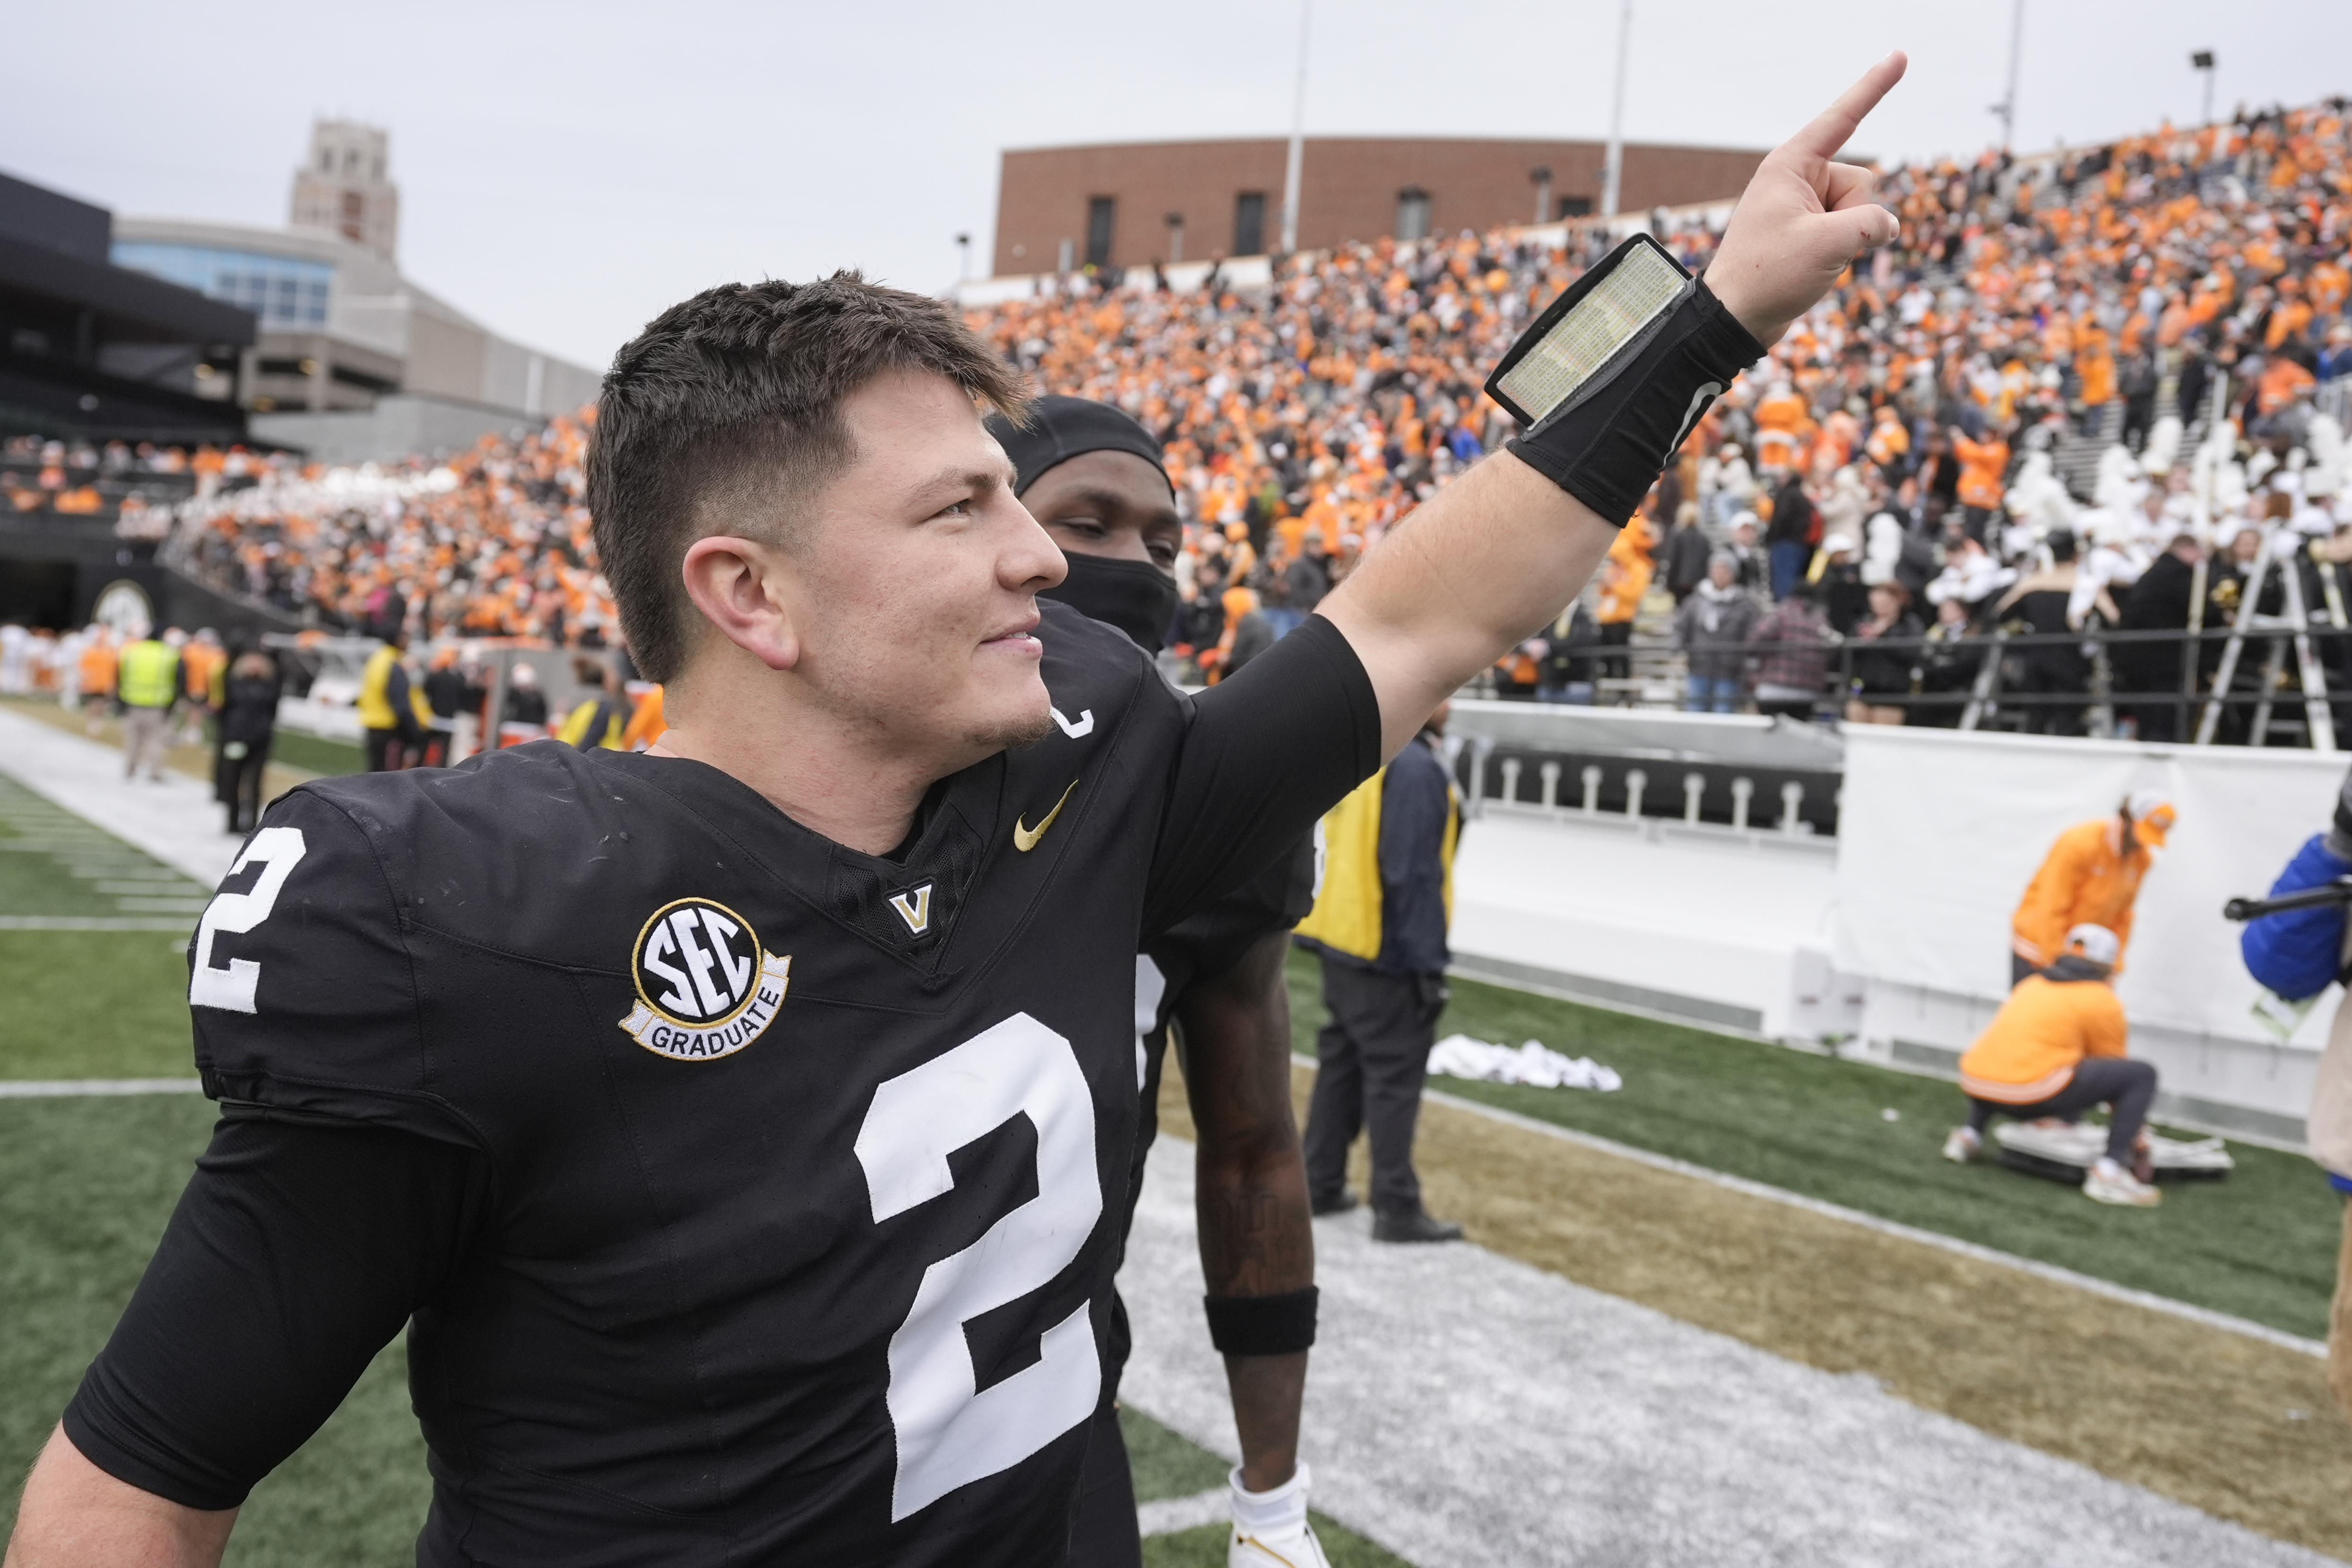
[{"x1": 2239, "y1": 764, "x2": 2352, "y2": 1417}]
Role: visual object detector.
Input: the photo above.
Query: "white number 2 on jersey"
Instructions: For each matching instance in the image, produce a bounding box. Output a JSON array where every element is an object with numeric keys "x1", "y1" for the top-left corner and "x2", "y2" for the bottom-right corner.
[
  {"x1": 189, "y1": 826, "x2": 307, "y2": 1014},
  {"x1": 855, "y1": 1013, "x2": 1102, "y2": 1521}
]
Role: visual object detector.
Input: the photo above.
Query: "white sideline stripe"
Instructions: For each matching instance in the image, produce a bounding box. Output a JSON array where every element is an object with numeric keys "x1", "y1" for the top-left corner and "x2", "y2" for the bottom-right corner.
[
  {"x1": 1136, "y1": 1486, "x2": 1228, "y2": 1538},
  {"x1": 1391, "y1": 1066, "x2": 2329, "y2": 1359},
  {"x1": 0, "y1": 916, "x2": 193, "y2": 931},
  {"x1": 0, "y1": 1079, "x2": 203, "y2": 1098}
]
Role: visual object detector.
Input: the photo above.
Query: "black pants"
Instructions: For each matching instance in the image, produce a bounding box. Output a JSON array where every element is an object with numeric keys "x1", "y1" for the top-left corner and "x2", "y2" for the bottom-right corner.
[
  {"x1": 363, "y1": 728, "x2": 416, "y2": 772},
  {"x1": 1065, "y1": 1404, "x2": 1141, "y2": 1568},
  {"x1": 1597, "y1": 621, "x2": 1633, "y2": 682},
  {"x1": 1968, "y1": 1056, "x2": 2158, "y2": 1163},
  {"x1": 1303, "y1": 957, "x2": 1445, "y2": 1215},
  {"x1": 215, "y1": 743, "x2": 270, "y2": 834},
  {"x1": 2011, "y1": 656, "x2": 2087, "y2": 735}
]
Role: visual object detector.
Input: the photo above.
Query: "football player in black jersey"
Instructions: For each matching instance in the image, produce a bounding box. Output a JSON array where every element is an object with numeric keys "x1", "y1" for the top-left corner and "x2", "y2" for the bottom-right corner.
[
  {"x1": 9, "y1": 56, "x2": 1907, "y2": 1568},
  {"x1": 994, "y1": 396, "x2": 1326, "y2": 1568}
]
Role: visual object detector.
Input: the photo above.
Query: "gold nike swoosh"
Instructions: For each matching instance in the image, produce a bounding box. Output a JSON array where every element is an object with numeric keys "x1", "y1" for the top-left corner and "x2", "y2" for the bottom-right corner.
[{"x1": 1013, "y1": 778, "x2": 1079, "y2": 852}]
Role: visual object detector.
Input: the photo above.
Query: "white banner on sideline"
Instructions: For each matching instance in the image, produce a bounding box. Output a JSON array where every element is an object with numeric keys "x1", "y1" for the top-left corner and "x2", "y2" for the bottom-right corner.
[{"x1": 1833, "y1": 726, "x2": 2345, "y2": 1051}]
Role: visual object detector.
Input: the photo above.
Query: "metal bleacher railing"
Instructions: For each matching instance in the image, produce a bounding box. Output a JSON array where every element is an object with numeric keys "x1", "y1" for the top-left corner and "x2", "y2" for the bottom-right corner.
[{"x1": 1481, "y1": 618, "x2": 2352, "y2": 752}]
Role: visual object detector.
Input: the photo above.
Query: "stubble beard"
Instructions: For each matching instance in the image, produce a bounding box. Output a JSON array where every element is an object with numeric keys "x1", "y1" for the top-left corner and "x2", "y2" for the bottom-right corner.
[{"x1": 967, "y1": 703, "x2": 1054, "y2": 755}]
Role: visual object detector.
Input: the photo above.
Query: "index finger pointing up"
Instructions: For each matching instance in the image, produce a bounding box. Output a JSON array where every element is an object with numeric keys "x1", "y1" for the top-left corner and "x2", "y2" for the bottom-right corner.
[{"x1": 1785, "y1": 52, "x2": 1909, "y2": 165}]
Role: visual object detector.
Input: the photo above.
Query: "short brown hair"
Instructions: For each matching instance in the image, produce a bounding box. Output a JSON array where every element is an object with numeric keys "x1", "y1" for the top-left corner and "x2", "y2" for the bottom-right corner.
[{"x1": 587, "y1": 274, "x2": 1028, "y2": 683}]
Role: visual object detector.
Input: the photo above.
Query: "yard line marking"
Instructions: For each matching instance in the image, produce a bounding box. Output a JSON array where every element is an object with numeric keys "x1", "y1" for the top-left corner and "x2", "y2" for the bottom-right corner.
[
  {"x1": 0, "y1": 1079, "x2": 203, "y2": 1097},
  {"x1": 1405, "y1": 1074, "x2": 2329, "y2": 1360},
  {"x1": 1136, "y1": 1487, "x2": 1228, "y2": 1538},
  {"x1": 0, "y1": 916, "x2": 194, "y2": 931}
]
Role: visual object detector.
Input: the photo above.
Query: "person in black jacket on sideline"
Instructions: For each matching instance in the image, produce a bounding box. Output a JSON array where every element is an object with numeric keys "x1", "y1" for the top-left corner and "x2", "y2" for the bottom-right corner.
[{"x1": 213, "y1": 648, "x2": 281, "y2": 835}]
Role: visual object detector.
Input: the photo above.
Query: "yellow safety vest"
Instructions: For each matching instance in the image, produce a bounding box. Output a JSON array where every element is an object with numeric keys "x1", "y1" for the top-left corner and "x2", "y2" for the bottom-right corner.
[
  {"x1": 557, "y1": 696, "x2": 625, "y2": 750},
  {"x1": 117, "y1": 640, "x2": 179, "y2": 710},
  {"x1": 356, "y1": 645, "x2": 429, "y2": 730},
  {"x1": 1293, "y1": 754, "x2": 1459, "y2": 963}
]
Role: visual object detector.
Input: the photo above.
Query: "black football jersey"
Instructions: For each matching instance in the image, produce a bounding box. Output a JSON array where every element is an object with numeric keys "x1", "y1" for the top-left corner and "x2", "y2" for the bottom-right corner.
[{"x1": 178, "y1": 602, "x2": 1376, "y2": 1566}]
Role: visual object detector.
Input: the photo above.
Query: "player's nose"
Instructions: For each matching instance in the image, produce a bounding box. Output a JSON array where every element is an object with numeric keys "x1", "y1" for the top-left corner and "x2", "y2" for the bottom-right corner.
[{"x1": 1000, "y1": 494, "x2": 1068, "y2": 594}]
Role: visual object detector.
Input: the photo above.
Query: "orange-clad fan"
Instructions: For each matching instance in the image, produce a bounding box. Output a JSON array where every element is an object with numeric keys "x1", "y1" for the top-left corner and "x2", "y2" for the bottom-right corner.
[
  {"x1": 1949, "y1": 425, "x2": 2010, "y2": 529},
  {"x1": 620, "y1": 684, "x2": 668, "y2": 751},
  {"x1": 2010, "y1": 790, "x2": 2176, "y2": 985},
  {"x1": 76, "y1": 630, "x2": 116, "y2": 728},
  {"x1": 1591, "y1": 532, "x2": 1652, "y2": 687},
  {"x1": 1943, "y1": 924, "x2": 2163, "y2": 1206}
]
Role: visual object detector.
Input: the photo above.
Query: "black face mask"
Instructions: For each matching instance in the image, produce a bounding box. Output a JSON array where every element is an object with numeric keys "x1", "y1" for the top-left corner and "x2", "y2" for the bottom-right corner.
[{"x1": 1042, "y1": 551, "x2": 1181, "y2": 653}]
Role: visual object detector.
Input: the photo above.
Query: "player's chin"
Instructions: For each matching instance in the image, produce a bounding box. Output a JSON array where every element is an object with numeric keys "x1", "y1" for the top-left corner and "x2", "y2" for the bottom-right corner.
[{"x1": 964, "y1": 673, "x2": 1053, "y2": 753}]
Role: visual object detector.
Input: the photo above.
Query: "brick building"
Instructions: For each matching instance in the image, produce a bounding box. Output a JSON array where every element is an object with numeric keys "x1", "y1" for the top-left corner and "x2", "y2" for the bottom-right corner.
[{"x1": 990, "y1": 136, "x2": 1766, "y2": 276}]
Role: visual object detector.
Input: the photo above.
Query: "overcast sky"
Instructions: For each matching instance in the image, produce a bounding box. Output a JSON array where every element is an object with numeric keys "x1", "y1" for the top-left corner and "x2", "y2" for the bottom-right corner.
[{"x1": 6, "y1": 0, "x2": 2344, "y2": 372}]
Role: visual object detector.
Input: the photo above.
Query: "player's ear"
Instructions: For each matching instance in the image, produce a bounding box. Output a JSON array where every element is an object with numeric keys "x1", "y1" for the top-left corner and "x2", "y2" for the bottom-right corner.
[{"x1": 680, "y1": 535, "x2": 801, "y2": 672}]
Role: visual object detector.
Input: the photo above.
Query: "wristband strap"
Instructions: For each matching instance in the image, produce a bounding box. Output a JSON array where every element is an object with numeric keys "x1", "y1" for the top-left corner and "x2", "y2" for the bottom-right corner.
[
  {"x1": 1489, "y1": 235, "x2": 1764, "y2": 527},
  {"x1": 1203, "y1": 1286, "x2": 1318, "y2": 1356}
]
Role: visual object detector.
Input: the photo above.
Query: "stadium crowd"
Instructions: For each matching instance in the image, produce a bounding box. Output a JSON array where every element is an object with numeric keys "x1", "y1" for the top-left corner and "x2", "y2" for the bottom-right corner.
[
  {"x1": 963, "y1": 99, "x2": 2352, "y2": 729},
  {"x1": 11, "y1": 100, "x2": 2352, "y2": 738}
]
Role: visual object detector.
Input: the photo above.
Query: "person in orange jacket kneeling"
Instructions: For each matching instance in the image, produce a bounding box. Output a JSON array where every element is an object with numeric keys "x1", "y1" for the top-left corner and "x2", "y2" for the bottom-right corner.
[{"x1": 1944, "y1": 924, "x2": 2162, "y2": 1207}]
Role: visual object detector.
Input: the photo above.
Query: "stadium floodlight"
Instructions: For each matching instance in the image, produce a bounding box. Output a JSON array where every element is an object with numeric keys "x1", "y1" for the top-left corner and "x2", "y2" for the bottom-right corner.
[
  {"x1": 1600, "y1": 0, "x2": 1631, "y2": 216},
  {"x1": 2191, "y1": 51, "x2": 2216, "y2": 127},
  {"x1": 1990, "y1": 0, "x2": 2026, "y2": 149},
  {"x1": 1279, "y1": 0, "x2": 1310, "y2": 254}
]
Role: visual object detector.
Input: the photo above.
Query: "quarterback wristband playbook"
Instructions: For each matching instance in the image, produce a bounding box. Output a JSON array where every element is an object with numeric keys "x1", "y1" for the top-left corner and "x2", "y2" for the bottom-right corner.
[
  {"x1": 1487, "y1": 234, "x2": 1765, "y2": 528},
  {"x1": 1204, "y1": 1286, "x2": 1318, "y2": 1356}
]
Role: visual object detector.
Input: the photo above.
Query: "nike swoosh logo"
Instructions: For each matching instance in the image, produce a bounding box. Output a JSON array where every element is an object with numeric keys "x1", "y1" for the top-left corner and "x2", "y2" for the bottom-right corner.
[{"x1": 1013, "y1": 778, "x2": 1079, "y2": 853}]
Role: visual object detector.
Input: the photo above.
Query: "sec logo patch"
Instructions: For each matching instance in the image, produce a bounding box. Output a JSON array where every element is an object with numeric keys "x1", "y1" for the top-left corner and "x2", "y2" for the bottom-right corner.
[{"x1": 619, "y1": 898, "x2": 792, "y2": 1062}]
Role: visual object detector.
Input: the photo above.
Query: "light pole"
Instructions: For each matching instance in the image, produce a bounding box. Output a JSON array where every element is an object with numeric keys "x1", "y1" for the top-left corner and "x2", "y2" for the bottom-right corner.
[
  {"x1": 1600, "y1": 0, "x2": 1630, "y2": 216},
  {"x1": 1991, "y1": 0, "x2": 2026, "y2": 149},
  {"x1": 1165, "y1": 212, "x2": 1185, "y2": 265},
  {"x1": 955, "y1": 233, "x2": 971, "y2": 284},
  {"x1": 2191, "y1": 51, "x2": 2216, "y2": 127},
  {"x1": 1530, "y1": 165, "x2": 1553, "y2": 226},
  {"x1": 1279, "y1": 0, "x2": 1311, "y2": 254}
]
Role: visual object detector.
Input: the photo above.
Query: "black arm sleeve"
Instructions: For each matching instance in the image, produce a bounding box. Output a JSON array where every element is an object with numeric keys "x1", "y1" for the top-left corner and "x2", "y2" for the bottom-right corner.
[
  {"x1": 62, "y1": 1113, "x2": 491, "y2": 1510},
  {"x1": 1144, "y1": 613, "x2": 1380, "y2": 937}
]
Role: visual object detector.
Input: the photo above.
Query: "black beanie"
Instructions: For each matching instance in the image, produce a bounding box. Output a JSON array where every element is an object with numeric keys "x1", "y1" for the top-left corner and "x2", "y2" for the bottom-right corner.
[{"x1": 986, "y1": 395, "x2": 1171, "y2": 497}]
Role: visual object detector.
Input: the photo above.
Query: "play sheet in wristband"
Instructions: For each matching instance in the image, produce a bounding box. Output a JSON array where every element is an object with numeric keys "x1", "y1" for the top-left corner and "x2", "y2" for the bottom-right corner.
[{"x1": 1485, "y1": 234, "x2": 1694, "y2": 433}]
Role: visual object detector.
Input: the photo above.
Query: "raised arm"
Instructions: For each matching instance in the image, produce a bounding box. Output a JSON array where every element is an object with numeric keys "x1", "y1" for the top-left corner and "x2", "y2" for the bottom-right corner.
[{"x1": 1319, "y1": 54, "x2": 1907, "y2": 754}]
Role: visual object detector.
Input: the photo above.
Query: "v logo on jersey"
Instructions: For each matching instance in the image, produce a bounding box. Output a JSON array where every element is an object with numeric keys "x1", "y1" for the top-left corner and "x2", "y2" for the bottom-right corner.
[
  {"x1": 1013, "y1": 779, "x2": 1079, "y2": 853},
  {"x1": 887, "y1": 884, "x2": 934, "y2": 936},
  {"x1": 1051, "y1": 706, "x2": 1094, "y2": 739}
]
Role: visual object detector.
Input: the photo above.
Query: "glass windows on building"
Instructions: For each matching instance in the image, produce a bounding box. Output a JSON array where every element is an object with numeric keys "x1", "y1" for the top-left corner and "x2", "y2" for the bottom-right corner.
[
  {"x1": 1085, "y1": 197, "x2": 1116, "y2": 269},
  {"x1": 1394, "y1": 187, "x2": 1433, "y2": 243},
  {"x1": 1232, "y1": 191, "x2": 1267, "y2": 257},
  {"x1": 111, "y1": 243, "x2": 333, "y2": 329}
]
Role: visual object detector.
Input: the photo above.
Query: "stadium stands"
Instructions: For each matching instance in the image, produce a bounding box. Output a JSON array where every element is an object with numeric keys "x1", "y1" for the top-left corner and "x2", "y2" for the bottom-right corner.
[{"x1": 9, "y1": 100, "x2": 2350, "y2": 742}]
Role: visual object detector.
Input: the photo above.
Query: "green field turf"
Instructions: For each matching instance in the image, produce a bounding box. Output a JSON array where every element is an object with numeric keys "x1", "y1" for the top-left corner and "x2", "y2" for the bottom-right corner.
[
  {"x1": 0, "y1": 1094, "x2": 429, "y2": 1560},
  {"x1": 266, "y1": 727, "x2": 366, "y2": 778},
  {"x1": 1286, "y1": 947, "x2": 2340, "y2": 1341},
  {"x1": 0, "y1": 774, "x2": 208, "y2": 1079}
]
